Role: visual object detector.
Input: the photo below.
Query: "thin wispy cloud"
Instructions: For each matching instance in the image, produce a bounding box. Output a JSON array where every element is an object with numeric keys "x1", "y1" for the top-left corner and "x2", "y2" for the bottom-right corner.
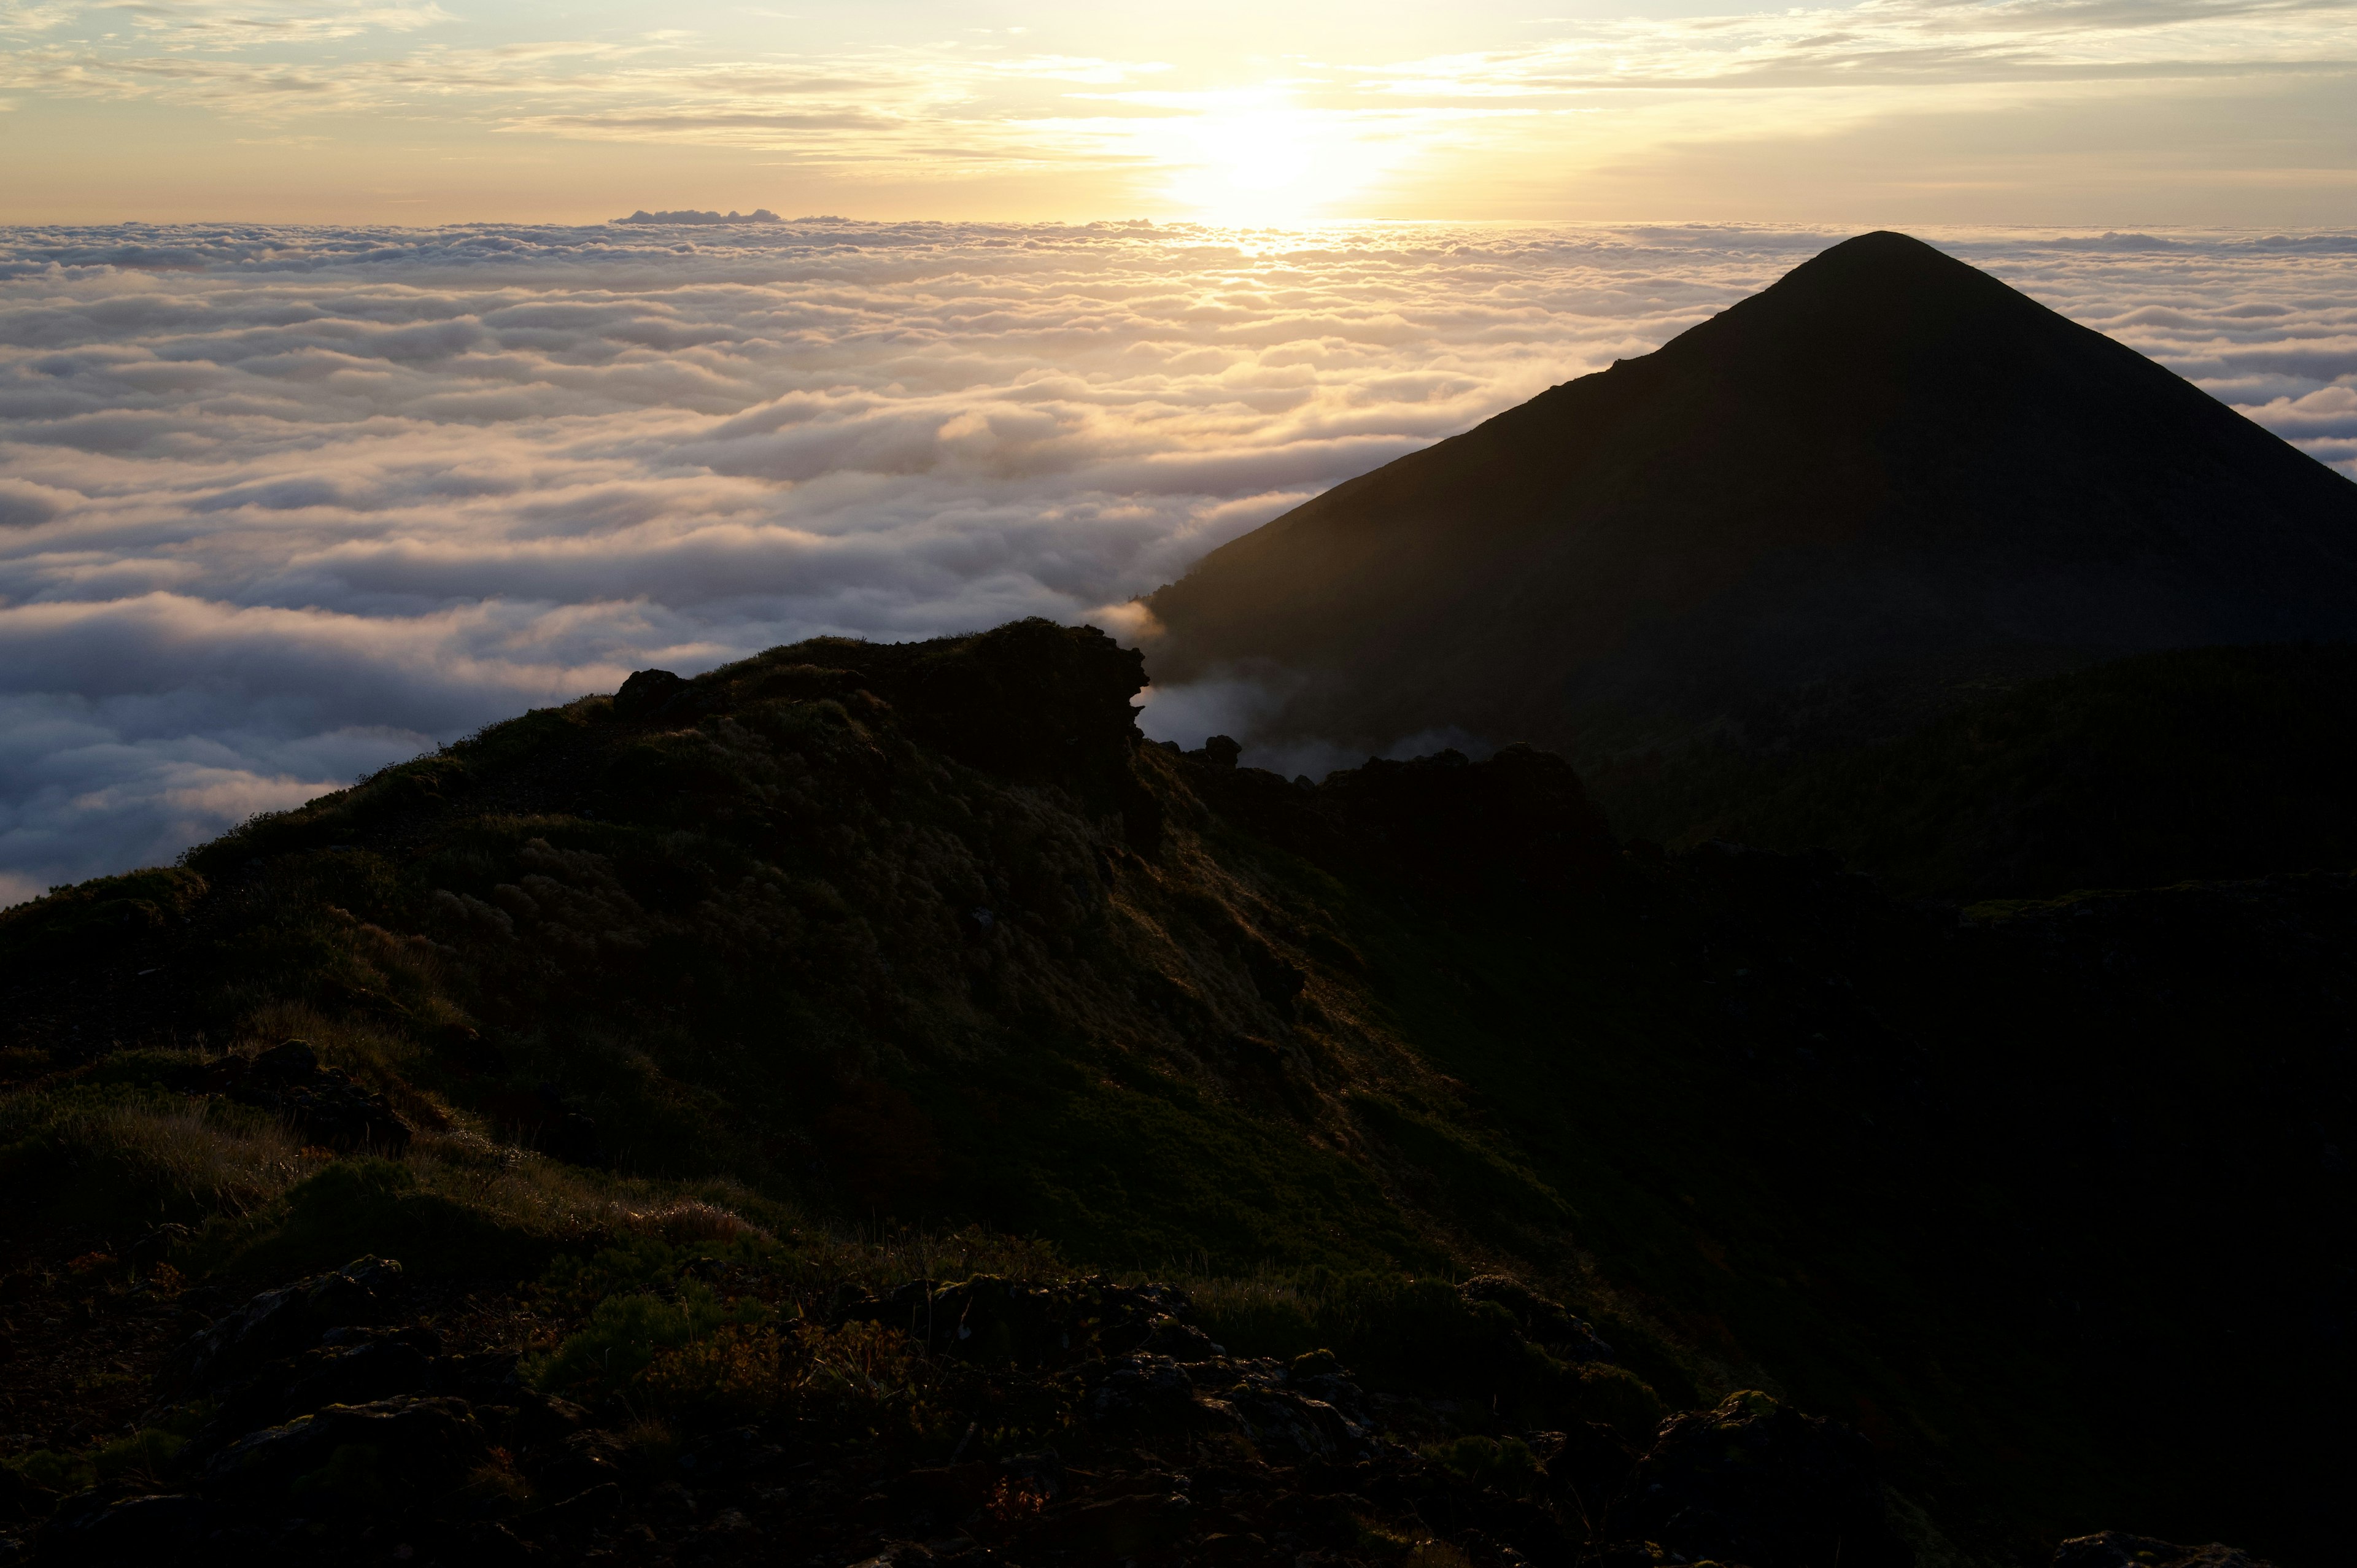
[{"x1": 2, "y1": 0, "x2": 2353, "y2": 223}]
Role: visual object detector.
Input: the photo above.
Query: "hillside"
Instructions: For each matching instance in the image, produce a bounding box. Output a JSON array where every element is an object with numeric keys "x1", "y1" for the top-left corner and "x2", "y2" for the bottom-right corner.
[
  {"x1": 1595, "y1": 642, "x2": 2357, "y2": 900},
  {"x1": 1, "y1": 621, "x2": 2347, "y2": 1566},
  {"x1": 1141, "y1": 231, "x2": 2357, "y2": 764}
]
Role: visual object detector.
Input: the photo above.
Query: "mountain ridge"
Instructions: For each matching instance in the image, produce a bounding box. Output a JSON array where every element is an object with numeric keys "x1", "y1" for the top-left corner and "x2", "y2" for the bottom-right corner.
[{"x1": 2, "y1": 619, "x2": 2347, "y2": 1566}]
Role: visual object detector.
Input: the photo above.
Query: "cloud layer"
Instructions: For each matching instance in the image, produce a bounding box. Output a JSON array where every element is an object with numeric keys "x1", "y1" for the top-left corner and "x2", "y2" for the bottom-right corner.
[{"x1": 1, "y1": 218, "x2": 2351, "y2": 902}]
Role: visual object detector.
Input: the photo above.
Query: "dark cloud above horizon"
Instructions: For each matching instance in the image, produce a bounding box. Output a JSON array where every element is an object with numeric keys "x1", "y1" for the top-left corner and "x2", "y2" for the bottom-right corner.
[{"x1": 1, "y1": 218, "x2": 2351, "y2": 904}]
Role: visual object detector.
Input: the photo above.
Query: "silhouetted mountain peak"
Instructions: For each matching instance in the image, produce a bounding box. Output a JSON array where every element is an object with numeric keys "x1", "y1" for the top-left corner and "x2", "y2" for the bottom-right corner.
[{"x1": 1144, "y1": 231, "x2": 2357, "y2": 762}]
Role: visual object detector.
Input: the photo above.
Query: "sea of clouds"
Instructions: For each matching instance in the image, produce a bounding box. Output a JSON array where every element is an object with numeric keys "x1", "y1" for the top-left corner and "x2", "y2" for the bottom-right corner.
[{"x1": 1, "y1": 218, "x2": 2353, "y2": 905}]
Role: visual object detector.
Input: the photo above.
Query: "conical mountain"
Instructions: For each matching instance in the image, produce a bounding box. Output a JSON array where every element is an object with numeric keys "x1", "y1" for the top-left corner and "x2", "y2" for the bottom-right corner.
[{"x1": 1142, "y1": 231, "x2": 2357, "y2": 759}]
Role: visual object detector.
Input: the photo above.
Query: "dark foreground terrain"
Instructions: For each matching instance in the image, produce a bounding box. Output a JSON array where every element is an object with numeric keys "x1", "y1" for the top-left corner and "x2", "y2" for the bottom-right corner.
[{"x1": 3, "y1": 620, "x2": 2345, "y2": 1566}]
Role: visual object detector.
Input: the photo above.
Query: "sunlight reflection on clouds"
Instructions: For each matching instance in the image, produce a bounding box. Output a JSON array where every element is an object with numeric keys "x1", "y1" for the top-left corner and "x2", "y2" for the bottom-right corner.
[{"x1": 0, "y1": 218, "x2": 2351, "y2": 898}]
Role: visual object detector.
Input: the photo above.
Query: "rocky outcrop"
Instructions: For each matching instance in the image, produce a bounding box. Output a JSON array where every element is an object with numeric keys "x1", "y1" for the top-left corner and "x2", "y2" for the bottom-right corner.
[
  {"x1": 1617, "y1": 1389, "x2": 1912, "y2": 1568},
  {"x1": 11, "y1": 1259, "x2": 1925, "y2": 1568},
  {"x1": 2055, "y1": 1533, "x2": 2275, "y2": 1568},
  {"x1": 201, "y1": 1040, "x2": 412, "y2": 1154}
]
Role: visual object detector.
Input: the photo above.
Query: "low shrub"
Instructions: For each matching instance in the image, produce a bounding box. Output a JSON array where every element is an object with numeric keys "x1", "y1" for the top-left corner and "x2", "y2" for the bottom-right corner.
[
  {"x1": 4, "y1": 1427, "x2": 187, "y2": 1499},
  {"x1": 527, "y1": 1278, "x2": 773, "y2": 1395},
  {"x1": 1423, "y1": 1434, "x2": 1542, "y2": 1495}
]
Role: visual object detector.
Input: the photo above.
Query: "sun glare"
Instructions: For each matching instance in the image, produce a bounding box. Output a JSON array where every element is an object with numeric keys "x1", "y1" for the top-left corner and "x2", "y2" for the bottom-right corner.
[{"x1": 1155, "y1": 94, "x2": 1393, "y2": 225}]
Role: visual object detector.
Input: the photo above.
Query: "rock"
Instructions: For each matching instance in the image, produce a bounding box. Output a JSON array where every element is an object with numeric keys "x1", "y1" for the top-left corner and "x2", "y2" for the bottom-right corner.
[
  {"x1": 458, "y1": 1518, "x2": 543, "y2": 1562},
  {"x1": 1140, "y1": 1316, "x2": 1223, "y2": 1362},
  {"x1": 1202, "y1": 735, "x2": 1243, "y2": 770},
  {"x1": 1085, "y1": 1354, "x2": 1200, "y2": 1435},
  {"x1": 529, "y1": 1428, "x2": 630, "y2": 1502},
  {"x1": 1220, "y1": 1386, "x2": 1357, "y2": 1460},
  {"x1": 253, "y1": 1038, "x2": 319, "y2": 1081},
  {"x1": 874, "y1": 1461, "x2": 991, "y2": 1534},
  {"x1": 280, "y1": 1079, "x2": 412, "y2": 1153},
  {"x1": 1616, "y1": 1389, "x2": 1912, "y2": 1568},
  {"x1": 488, "y1": 1389, "x2": 587, "y2": 1448},
  {"x1": 171, "y1": 1257, "x2": 406, "y2": 1393},
  {"x1": 1291, "y1": 1371, "x2": 1372, "y2": 1431},
  {"x1": 281, "y1": 1336, "x2": 435, "y2": 1414},
  {"x1": 676, "y1": 1426, "x2": 786, "y2": 1487},
  {"x1": 184, "y1": 1328, "x2": 449, "y2": 1459},
  {"x1": 432, "y1": 1350, "x2": 525, "y2": 1405},
  {"x1": 524, "y1": 1480, "x2": 621, "y2": 1538},
  {"x1": 646, "y1": 1479, "x2": 698, "y2": 1521},
  {"x1": 989, "y1": 1450, "x2": 1066, "y2": 1507},
  {"x1": 202, "y1": 1394, "x2": 486, "y2": 1507},
  {"x1": 850, "y1": 1545, "x2": 937, "y2": 1568},
  {"x1": 127, "y1": 1224, "x2": 195, "y2": 1271},
  {"x1": 703, "y1": 1506, "x2": 757, "y2": 1539},
  {"x1": 2054, "y1": 1532, "x2": 2274, "y2": 1568},
  {"x1": 614, "y1": 668, "x2": 688, "y2": 720},
  {"x1": 206, "y1": 1043, "x2": 413, "y2": 1153},
  {"x1": 1541, "y1": 1421, "x2": 1640, "y2": 1531}
]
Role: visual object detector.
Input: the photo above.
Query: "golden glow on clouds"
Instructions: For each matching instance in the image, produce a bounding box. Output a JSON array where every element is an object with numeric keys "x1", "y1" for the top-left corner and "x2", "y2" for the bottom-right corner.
[
  {"x1": 0, "y1": 0, "x2": 2353, "y2": 221},
  {"x1": 1, "y1": 218, "x2": 2349, "y2": 896}
]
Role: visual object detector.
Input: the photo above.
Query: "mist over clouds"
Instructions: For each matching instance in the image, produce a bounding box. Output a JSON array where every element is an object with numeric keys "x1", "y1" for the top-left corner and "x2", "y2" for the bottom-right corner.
[{"x1": 1, "y1": 218, "x2": 2353, "y2": 902}]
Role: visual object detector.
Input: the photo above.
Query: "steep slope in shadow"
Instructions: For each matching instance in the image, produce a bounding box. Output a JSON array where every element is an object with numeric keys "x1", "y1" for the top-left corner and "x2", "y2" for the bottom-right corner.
[
  {"x1": 1142, "y1": 231, "x2": 2357, "y2": 762},
  {"x1": 1596, "y1": 641, "x2": 2357, "y2": 900}
]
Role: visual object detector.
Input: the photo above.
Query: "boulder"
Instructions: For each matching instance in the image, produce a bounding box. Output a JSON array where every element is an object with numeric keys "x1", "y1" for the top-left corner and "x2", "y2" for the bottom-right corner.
[
  {"x1": 1139, "y1": 1315, "x2": 1224, "y2": 1362},
  {"x1": 1220, "y1": 1385, "x2": 1358, "y2": 1460},
  {"x1": 1085, "y1": 1354, "x2": 1200, "y2": 1436},
  {"x1": 614, "y1": 668, "x2": 688, "y2": 720},
  {"x1": 281, "y1": 1335, "x2": 436, "y2": 1415},
  {"x1": 206, "y1": 1043, "x2": 412, "y2": 1153},
  {"x1": 528, "y1": 1429, "x2": 630, "y2": 1504},
  {"x1": 172, "y1": 1257, "x2": 406, "y2": 1393},
  {"x1": 253, "y1": 1039, "x2": 319, "y2": 1081},
  {"x1": 202, "y1": 1394, "x2": 486, "y2": 1508},
  {"x1": 1540, "y1": 1421, "x2": 1641, "y2": 1532}
]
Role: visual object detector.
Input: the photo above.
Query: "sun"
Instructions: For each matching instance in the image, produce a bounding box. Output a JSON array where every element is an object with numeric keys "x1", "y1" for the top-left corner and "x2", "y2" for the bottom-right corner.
[{"x1": 1156, "y1": 92, "x2": 1390, "y2": 225}]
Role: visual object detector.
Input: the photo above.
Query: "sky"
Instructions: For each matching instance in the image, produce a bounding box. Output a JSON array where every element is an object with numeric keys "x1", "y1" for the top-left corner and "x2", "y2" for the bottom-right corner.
[
  {"x1": 0, "y1": 3, "x2": 2353, "y2": 903},
  {"x1": 2, "y1": 0, "x2": 2356, "y2": 226},
  {"x1": 2, "y1": 219, "x2": 2353, "y2": 907}
]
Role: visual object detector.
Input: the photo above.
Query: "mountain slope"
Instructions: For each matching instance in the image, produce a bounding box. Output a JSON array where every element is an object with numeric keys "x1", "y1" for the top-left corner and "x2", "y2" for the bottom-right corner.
[
  {"x1": 1595, "y1": 641, "x2": 2357, "y2": 900},
  {"x1": 1142, "y1": 231, "x2": 2357, "y2": 761},
  {"x1": 2, "y1": 622, "x2": 2349, "y2": 1563}
]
